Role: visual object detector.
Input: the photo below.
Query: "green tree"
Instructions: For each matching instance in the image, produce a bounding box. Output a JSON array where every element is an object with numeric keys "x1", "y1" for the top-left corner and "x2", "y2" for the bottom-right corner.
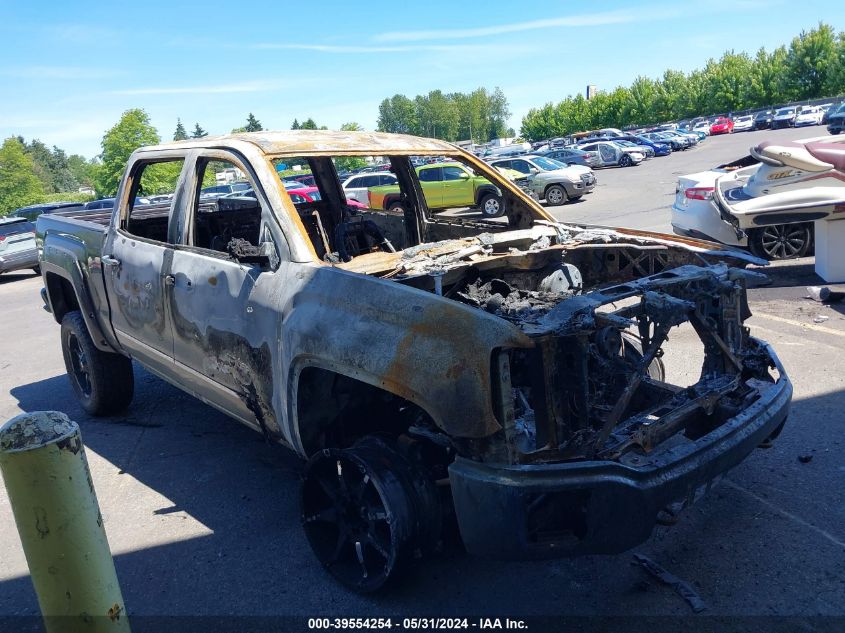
[
  {"x1": 702, "y1": 51, "x2": 755, "y2": 113},
  {"x1": 377, "y1": 95, "x2": 418, "y2": 134},
  {"x1": 173, "y1": 118, "x2": 188, "y2": 141},
  {"x1": 138, "y1": 162, "x2": 182, "y2": 196},
  {"x1": 24, "y1": 139, "x2": 56, "y2": 192},
  {"x1": 96, "y1": 109, "x2": 160, "y2": 196},
  {"x1": 67, "y1": 154, "x2": 99, "y2": 189},
  {"x1": 191, "y1": 123, "x2": 207, "y2": 138},
  {"x1": 486, "y1": 87, "x2": 511, "y2": 140},
  {"x1": 299, "y1": 118, "x2": 319, "y2": 130},
  {"x1": 746, "y1": 48, "x2": 777, "y2": 108},
  {"x1": 0, "y1": 137, "x2": 45, "y2": 216},
  {"x1": 291, "y1": 118, "x2": 301, "y2": 130},
  {"x1": 784, "y1": 23, "x2": 838, "y2": 99},
  {"x1": 825, "y1": 32, "x2": 845, "y2": 96},
  {"x1": 246, "y1": 113, "x2": 263, "y2": 132}
]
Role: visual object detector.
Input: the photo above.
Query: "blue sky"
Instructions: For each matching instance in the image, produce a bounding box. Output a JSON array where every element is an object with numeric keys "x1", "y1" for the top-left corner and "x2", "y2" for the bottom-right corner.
[{"x1": 0, "y1": 0, "x2": 840, "y2": 157}]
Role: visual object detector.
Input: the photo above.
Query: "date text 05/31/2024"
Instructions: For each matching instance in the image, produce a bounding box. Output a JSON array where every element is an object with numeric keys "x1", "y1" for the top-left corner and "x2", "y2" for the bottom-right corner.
[{"x1": 307, "y1": 618, "x2": 528, "y2": 630}]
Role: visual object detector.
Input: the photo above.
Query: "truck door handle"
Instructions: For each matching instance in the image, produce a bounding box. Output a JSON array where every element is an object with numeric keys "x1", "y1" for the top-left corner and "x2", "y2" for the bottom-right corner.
[
  {"x1": 164, "y1": 274, "x2": 176, "y2": 286},
  {"x1": 101, "y1": 255, "x2": 120, "y2": 267}
]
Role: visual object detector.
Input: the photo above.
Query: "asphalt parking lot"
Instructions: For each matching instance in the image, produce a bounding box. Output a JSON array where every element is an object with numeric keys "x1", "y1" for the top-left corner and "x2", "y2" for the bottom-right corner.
[{"x1": 1, "y1": 127, "x2": 844, "y2": 630}]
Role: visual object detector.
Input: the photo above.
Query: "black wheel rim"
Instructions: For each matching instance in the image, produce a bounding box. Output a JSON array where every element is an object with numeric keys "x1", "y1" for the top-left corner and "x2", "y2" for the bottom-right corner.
[
  {"x1": 760, "y1": 225, "x2": 807, "y2": 259},
  {"x1": 67, "y1": 332, "x2": 92, "y2": 397},
  {"x1": 302, "y1": 448, "x2": 405, "y2": 592}
]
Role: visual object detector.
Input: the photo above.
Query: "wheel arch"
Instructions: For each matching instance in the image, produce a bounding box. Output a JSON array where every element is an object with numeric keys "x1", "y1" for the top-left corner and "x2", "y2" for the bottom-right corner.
[
  {"x1": 474, "y1": 183, "x2": 500, "y2": 206},
  {"x1": 381, "y1": 193, "x2": 404, "y2": 211},
  {"x1": 290, "y1": 359, "x2": 437, "y2": 458},
  {"x1": 42, "y1": 262, "x2": 119, "y2": 353},
  {"x1": 543, "y1": 180, "x2": 572, "y2": 197}
]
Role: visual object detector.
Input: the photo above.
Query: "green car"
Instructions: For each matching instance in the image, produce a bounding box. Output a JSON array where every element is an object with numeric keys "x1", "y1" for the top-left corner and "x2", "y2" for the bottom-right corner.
[{"x1": 367, "y1": 162, "x2": 506, "y2": 217}]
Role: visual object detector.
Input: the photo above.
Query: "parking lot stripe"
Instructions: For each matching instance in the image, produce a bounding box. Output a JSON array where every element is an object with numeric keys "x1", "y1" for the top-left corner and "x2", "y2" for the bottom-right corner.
[
  {"x1": 723, "y1": 479, "x2": 845, "y2": 550},
  {"x1": 751, "y1": 312, "x2": 845, "y2": 338}
]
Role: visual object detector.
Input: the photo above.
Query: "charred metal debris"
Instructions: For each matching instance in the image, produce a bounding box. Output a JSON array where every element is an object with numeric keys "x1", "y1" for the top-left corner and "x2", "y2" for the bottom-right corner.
[{"x1": 390, "y1": 224, "x2": 777, "y2": 468}]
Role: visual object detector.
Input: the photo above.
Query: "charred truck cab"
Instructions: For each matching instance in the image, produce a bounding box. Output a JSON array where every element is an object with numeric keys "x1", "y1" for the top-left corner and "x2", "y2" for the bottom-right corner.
[{"x1": 36, "y1": 131, "x2": 791, "y2": 592}]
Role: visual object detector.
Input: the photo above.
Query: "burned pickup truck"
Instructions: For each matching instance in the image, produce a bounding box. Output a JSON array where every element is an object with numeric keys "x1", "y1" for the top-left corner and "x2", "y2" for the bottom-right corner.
[{"x1": 36, "y1": 131, "x2": 791, "y2": 591}]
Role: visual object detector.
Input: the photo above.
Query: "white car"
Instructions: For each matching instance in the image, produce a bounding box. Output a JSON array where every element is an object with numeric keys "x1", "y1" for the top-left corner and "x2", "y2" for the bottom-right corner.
[
  {"x1": 342, "y1": 172, "x2": 398, "y2": 204},
  {"x1": 772, "y1": 106, "x2": 797, "y2": 129},
  {"x1": 671, "y1": 134, "x2": 845, "y2": 260},
  {"x1": 732, "y1": 115, "x2": 754, "y2": 132},
  {"x1": 794, "y1": 106, "x2": 824, "y2": 127},
  {"x1": 577, "y1": 141, "x2": 644, "y2": 167},
  {"x1": 692, "y1": 121, "x2": 711, "y2": 135}
]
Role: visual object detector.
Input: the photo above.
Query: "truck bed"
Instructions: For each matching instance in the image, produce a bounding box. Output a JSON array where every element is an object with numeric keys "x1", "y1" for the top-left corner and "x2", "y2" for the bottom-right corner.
[{"x1": 36, "y1": 210, "x2": 111, "y2": 264}]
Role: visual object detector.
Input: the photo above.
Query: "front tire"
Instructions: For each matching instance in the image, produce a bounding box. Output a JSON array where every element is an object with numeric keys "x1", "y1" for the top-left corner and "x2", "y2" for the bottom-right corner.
[
  {"x1": 61, "y1": 311, "x2": 134, "y2": 415},
  {"x1": 619, "y1": 154, "x2": 632, "y2": 167},
  {"x1": 478, "y1": 192, "x2": 506, "y2": 218},
  {"x1": 301, "y1": 437, "x2": 440, "y2": 593},
  {"x1": 544, "y1": 184, "x2": 568, "y2": 206},
  {"x1": 749, "y1": 223, "x2": 812, "y2": 260}
]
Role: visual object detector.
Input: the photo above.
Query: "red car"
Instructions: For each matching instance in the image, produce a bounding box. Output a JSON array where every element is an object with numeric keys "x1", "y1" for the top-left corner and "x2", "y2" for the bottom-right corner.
[
  {"x1": 290, "y1": 186, "x2": 365, "y2": 208},
  {"x1": 709, "y1": 117, "x2": 734, "y2": 135}
]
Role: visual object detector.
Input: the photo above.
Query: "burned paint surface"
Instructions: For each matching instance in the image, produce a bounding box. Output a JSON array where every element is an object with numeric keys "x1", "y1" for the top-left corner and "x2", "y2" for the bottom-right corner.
[
  {"x1": 39, "y1": 131, "x2": 789, "y2": 477},
  {"x1": 37, "y1": 131, "x2": 794, "y2": 565}
]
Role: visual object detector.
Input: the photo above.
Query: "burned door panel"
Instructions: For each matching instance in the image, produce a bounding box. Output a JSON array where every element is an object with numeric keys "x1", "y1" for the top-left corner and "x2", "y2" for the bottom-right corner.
[
  {"x1": 167, "y1": 247, "x2": 283, "y2": 439},
  {"x1": 104, "y1": 233, "x2": 174, "y2": 374}
]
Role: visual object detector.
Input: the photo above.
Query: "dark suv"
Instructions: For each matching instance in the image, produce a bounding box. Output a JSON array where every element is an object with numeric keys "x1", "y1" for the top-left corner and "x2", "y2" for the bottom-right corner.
[
  {"x1": 827, "y1": 103, "x2": 845, "y2": 135},
  {"x1": 12, "y1": 201, "x2": 84, "y2": 221},
  {"x1": 753, "y1": 110, "x2": 773, "y2": 130}
]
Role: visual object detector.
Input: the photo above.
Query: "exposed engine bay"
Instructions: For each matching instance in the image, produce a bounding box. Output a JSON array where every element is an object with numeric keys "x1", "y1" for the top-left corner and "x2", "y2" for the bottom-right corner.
[{"x1": 369, "y1": 224, "x2": 780, "y2": 468}]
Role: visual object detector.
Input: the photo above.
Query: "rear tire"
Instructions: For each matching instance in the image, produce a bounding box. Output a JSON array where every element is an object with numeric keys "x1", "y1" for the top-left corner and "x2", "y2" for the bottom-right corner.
[
  {"x1": 544, "y1": 184, "x2": 568, "y2": 206},
  {"x1": 749, "y1": 223, "x2": 812, "y2": 260},
  {"x1": 387, "y1": 201, "x2": 406, "y2": 214},
  {"x1": 61, "y1": 311, "x2": 134, "y2": 416}
]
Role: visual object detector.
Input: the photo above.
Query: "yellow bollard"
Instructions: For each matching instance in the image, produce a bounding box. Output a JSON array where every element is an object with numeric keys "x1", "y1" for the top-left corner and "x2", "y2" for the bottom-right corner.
[{"x1": 0, "y1": 411, "x2": 129, "y2": 633}]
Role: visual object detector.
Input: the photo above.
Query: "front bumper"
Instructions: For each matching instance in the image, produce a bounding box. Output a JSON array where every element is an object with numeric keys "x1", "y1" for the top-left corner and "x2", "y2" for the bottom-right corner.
[
  {"x1": 449, "y1": 344, "x2": 791, "y2": 560},
  {"x1": 0, "y1": 247, "x2": 39, "y2": 274}
]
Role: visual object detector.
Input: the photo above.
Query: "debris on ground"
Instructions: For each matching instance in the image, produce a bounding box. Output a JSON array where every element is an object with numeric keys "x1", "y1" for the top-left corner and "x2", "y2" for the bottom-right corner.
[
  {"x1": 632, "y1": 553, "x2": 707, "y2": 613},
  {"x1": 798, "y1": 454, "x2": 814, "y2": 464},
  {"x1": 806, "y1": 286, "x2": 845, "y2": 303},
  {"x1": 813, "y1": 315, "x2": 830, "y2": 324}
]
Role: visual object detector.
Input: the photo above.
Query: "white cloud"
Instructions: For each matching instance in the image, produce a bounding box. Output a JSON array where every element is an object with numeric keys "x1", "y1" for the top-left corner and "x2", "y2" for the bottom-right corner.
[
  {"x1": 111, "y1": 80, "x2": 286, "y2": 96},
  {"x1": 0, "y1": 66, "x2": 121, "y2": 80},
  {"x1": 253, "y1": 42, "x2": 499, "y2": 54},
  {"x1": 373, "y1": 9, "x2": 644, "y2": 42},
  {"x1": 43, "y1": 23, "x2": 124, "y2": 45}
]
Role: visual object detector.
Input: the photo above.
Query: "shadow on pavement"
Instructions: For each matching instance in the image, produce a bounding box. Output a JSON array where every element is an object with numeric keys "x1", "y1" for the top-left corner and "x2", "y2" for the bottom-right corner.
[
  {"x1": 4, "y1": 369, "x2": 845, "y2": 619},
  {"x1": 0, "y1": 271, "x2": 40, "y2": 286}
]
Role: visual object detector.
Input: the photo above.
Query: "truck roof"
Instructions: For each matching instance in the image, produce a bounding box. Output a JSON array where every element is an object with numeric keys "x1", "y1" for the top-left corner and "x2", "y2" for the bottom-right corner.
[{"x1": 143, "y1": 130, "x2": 458, "y2": 157}]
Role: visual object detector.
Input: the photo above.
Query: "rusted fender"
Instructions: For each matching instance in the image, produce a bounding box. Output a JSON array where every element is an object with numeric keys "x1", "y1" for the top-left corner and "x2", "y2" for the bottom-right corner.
[{"x1": 283, "y1": 265, "x2": 533, "y2": 441}]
